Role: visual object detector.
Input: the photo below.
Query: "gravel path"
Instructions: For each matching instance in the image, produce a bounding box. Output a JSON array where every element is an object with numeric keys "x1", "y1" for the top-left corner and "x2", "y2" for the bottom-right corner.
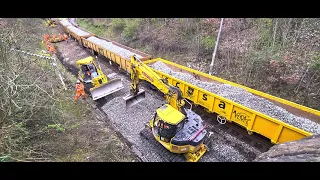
[
  {"x1": 151, "y1": 61, "x2": 320, "y2": 134},
  {"x1": 100, "y1": 73, "x2": 166, "y2": 162}
]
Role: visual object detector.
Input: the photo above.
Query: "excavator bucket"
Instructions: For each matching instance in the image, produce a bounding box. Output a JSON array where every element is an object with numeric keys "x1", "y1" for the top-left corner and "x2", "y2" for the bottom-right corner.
[
  {"x1": 123, "y1": 89, "x2": 146, "y2": 108},
  {"x1": 90, "y1": 78, "x2": 124, "y2": 100}
]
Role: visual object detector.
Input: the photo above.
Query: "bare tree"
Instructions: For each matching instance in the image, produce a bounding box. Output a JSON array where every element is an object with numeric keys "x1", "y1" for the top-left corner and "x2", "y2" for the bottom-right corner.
[{"x1": 272, "y1": 18, "x2": 278, "y2": 50}]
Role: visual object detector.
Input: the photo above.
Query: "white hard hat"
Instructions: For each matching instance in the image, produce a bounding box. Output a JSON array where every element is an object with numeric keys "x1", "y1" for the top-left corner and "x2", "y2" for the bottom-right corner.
[{"x1": 76, "y1": 80, "x2": 80, "y2": 83}]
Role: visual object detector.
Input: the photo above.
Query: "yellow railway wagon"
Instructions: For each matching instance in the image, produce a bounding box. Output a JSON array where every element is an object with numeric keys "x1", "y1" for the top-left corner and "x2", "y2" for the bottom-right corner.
[
  {"x1": 58, "y1": 19, "x2": 72, "y2": 32},
  {"x1": 81, "y1": 35, "x2": 152, "y2": 73},
  {"x1": 144, "y1": 58, "x2": 320, "y2": 144},
  {"x1": 65, "y1": 25, "x2": 94, "y2": 46},
  {"x1": 58, "y1": 19, "x2": 151, "y2": 72}
]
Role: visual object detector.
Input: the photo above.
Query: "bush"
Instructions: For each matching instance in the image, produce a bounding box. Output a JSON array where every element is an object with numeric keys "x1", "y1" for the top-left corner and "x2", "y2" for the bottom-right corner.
[
  {"x1": 311, "y1": 52, "x2": 320, "y2": 69},
  {"x1": 202, "y1": 35, "x2": 215, "y2": 50},
  {"x1": 123, "y1": 19, "x2": 141, "y2": 39},
  {"x1": 255, "y1": 18, "x2": 273, "y2": 48},
  {"x1": 111, "y1": 18, "x2": 126, "y2": 33},
  {"x1": 0, "y1": 19, "x2": 78, "y2": 161}
]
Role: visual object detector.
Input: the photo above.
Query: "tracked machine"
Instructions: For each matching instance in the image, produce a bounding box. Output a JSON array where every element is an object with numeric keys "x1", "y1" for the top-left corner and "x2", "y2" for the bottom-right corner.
[
  {"x1": 123, "y1": 55, "x2": 209, "y2": 162},
  {"x1": 77, "y1": 56, "x2": 124, "y2": 100},
  {"x1": 45, "y1": 18, "x2": 57, "y2": 27}
]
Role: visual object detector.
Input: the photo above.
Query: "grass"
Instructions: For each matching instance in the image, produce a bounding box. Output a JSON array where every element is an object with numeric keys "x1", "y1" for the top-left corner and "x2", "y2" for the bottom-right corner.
[
  {"x1": 78, "y1": 19, "x2": 105, "y2": 37},
  {"x1": 0, "y1": 18, "x2": 137, "y2": 162}
]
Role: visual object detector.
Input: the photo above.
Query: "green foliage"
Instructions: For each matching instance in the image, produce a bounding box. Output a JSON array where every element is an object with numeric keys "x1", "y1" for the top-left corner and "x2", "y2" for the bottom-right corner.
[
  {"x1": 202, "y1": 35, "x2": 215, "y2": 50},
  {"x1": 78, "y1": 19, "x2": 89, "y2": 28},
  {"x1": 0, "y1": 154, "x2": 11, "y2": 162},
  {"x1": 255, "y1": 18, "x2": 273, "y2": 48},
  {"x1": 0, "y1": 19, "x2": 92, "y2": 161},
  {"x1": 71, "y1": 122, "x2": 80, "y2": 129},
  {"x1": 47, "y1": 123, "x2": 65, "y2": 132},
  {"x1": 151, "y1": 18, "x2": 157, "y2": 23},
  {"x1": 247, "y1": 46, "x2": 271, "y2": 71},
  {"x1": 78, "y1": 19, "x2": 104, "y2": 36},
  {"x1": 311, "y1": 51, "x2": 320, "y2": 69},
  {"x1": 111, "y1": 18, "x2": 126, "y2": 32},
  {"x1": 123, "y1": 19, "x2": 141, "y2": 39},
  {"x1": 272, "y1": 54, "x2": 281, "y2": 61}
]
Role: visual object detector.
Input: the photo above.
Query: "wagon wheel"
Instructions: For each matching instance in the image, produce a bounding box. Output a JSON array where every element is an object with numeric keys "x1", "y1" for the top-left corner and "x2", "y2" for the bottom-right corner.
[{"x1": 217, "y1": 115, "x2": 227, "y2": 125}]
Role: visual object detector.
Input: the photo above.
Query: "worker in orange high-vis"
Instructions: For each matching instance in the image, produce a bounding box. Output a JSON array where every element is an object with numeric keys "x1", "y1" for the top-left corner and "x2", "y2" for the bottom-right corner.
[
  {"x1": 46, "y1": 42, "x2": 51, "y2": 52},
  {"x1": 63, "y1": 33, "x2": 69, "y2": 43},
  {"x1": 74, "y1": 79, "x2": 86, "y2": 100},
  {"x1": 58, "y1": 33, "x2": 64, "y2": 41},
  {"x1": 45, "y1": 41, "x2": 51, "y2": 48},
  {"x1": 51, "y1": 34, "x2": 56, "y2": 42},
  {"x1": 48, "y1": 45, "x2": 56, "y2": 54},
  {"x1": 43, "y1": 34, "x2": 50, "y2": 42}
]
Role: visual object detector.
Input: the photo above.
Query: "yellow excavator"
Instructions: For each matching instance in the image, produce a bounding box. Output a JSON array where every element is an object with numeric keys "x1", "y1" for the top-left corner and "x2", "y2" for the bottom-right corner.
[
  {"x1": 77, "y1": 56, "x2": 124, "y2": 100},
  {"x1": 123, "y1": 55, "x2": 208, "y2": 162},
  {"x1": 45, "y1": 18, "x2": 56, "y2": 27}
]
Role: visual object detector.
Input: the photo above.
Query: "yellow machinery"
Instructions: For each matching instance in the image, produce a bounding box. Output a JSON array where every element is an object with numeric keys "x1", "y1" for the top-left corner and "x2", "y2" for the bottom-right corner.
[
  {"x1": 123, "y1": 55, "x2": 208, "y2": 162},
  {"x1": 77, "y1": 56, "x2": 124, "y2": 100},
  {"x1": 45, "y1": 19, "x2": 56, "y2": 27}
]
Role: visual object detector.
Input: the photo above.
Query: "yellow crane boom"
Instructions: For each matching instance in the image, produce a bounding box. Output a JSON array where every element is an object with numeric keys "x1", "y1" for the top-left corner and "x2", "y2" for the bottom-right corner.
[{"x1": 125, "y1": 55, "x2": 186, "y2": 113}]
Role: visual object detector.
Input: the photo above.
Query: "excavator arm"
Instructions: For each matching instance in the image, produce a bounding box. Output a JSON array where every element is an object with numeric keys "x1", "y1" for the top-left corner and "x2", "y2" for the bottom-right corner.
[
  {"x1": 124, "y1": 55, "x2": 209, "y2": 162},
  {"x1": 124, "y1": 55, "x2": 186, "y2": 113}
]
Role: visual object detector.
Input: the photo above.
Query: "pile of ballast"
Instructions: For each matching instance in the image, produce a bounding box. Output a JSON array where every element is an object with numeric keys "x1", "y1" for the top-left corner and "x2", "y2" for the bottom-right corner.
[
  {"x1": 67, "y1": 26, "x2": 90, "y2": 36},
  {"x1": 86, "y1": 36, "x2": 143, "y2": 59}
]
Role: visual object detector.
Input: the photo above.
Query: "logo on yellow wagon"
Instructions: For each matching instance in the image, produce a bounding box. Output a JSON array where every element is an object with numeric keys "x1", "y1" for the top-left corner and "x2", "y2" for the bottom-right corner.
[
  {"x1": 187, "y1": 87, "x2": 194, "y2": 97},
  {"x1": 233, "y1": 110, "x2": 251, "y2": 126}
]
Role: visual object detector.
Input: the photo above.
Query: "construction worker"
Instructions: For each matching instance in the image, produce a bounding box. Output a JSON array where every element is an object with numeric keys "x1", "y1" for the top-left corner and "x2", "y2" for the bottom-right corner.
[
  {"x1": 46, "y1": 42, "x2": 51, "y2": 51},
  {"x1": 43, "y1": 34, "x2": 50, "y2": 42},
  {"x1": 86, "y1": 69, "x2": 91, "y2": 76},
  {"x1": 51, "y1": 34, "x2": 56, "y2": 42},
  {"x1": 58, "y1": 33, "x2": 64, "y2": 41},
  {"x1": 74, "y1": 79, "x2": 86, "y2": 100},
  {"x1": 63, "y1": 33, "x2": 69, "y2": 43},
  {"x1": 48, "y1": 45, "x2": 56, "y2": 55},
  {"x1": 45, "y1": 40, "x2": 51, "y2": 47}
]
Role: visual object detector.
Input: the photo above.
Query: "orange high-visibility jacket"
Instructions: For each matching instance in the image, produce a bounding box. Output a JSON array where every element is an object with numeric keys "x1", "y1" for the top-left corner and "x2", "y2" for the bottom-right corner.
[
  {"x1": 49, "y1": 45, "x2": 56, "y2": 54},
  {"x1": 43, "y1": 34, "x2": 50, "y2": 41},
  {"x1": 63, "y1": 34, "x2": 68, "y2": 40},
  {"x1": 76, "y1": 83, "x2": 84, "y2": 92},
  {"x1": 58, "y1": 34, "x2": 64, "y2": 41},
  {"x1": 46, "y1": 41, "x2": 51, "y2": 46}
]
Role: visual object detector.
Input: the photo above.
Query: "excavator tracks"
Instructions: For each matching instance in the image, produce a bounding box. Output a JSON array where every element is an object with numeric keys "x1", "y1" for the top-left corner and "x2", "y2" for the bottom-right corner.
[{"x1": 139, "y1": 127, "x2": 186, "y2": 162}]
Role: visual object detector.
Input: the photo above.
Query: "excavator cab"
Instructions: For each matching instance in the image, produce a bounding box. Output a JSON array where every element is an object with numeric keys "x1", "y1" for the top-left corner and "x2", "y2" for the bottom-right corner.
[
  {"x1": 149, "y1": 104, "x2": 208, "y2": 162},
  {"x1": 76, "y1": 56, "x2": 124, "y2": 100}
]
